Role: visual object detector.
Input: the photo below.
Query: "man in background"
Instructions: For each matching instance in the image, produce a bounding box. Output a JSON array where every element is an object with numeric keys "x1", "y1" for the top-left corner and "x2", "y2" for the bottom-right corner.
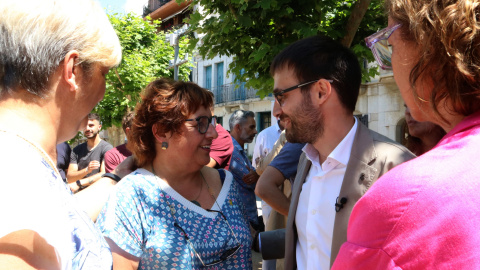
[
  {"x1": 207, "y1": 110, "x2": 233, "y2": 170},
  {"x1": 68, "y1": 113, "x2": 112, "y2": 191},
  {"x1": 105, "y1": 112, "x2": 133, "y2": 173},
  {"x1": 228, "y1": 110, "x2": 262, "y2": 230},
  {"x1": 56, "y1": 142, "x2": 71, "y2": 183}
]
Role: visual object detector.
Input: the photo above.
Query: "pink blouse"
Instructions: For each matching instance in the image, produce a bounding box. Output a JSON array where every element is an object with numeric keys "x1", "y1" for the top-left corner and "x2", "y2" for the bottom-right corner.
[{"x1": 332, "y1": 111, "x2": 480, "y2": 269}]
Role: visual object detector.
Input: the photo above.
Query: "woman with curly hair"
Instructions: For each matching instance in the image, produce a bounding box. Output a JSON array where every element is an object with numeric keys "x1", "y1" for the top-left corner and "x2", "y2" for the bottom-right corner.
[
  {"x1": 97, "y1": 78, "x2": 253, "y2": 269},
  {"x1": 333, "y1": 0, "x2": 480, "y2": 268}
]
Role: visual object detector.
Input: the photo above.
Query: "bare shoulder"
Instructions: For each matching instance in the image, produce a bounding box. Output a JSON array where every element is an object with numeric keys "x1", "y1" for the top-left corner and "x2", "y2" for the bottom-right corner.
[{"x1": 201, "y1": 166, "x2": 223, "y2": 195}]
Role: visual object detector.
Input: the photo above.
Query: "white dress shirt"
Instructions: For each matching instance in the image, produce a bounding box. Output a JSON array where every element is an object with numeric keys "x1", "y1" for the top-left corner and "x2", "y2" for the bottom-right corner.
[
  {"x1": 252, "y1": 122, "x2": 282, "y2": 226},
  {"x1": 295, "y1": 118, "x2": 358, "y2": 270}
]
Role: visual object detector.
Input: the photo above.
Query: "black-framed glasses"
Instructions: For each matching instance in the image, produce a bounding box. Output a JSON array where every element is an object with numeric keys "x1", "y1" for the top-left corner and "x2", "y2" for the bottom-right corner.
[
  {"x1": 273, "y1": 79, "x2": 333, "y2": 106},
  {"x1": 185, "y1": 116, "x2": 217, "y2": 134},
  {"x1": 173, "y1": 209, "x2": 241, "y2": 266},
  {"x1": 365, "y1": 24, "x2": 402, "y2": 70}
]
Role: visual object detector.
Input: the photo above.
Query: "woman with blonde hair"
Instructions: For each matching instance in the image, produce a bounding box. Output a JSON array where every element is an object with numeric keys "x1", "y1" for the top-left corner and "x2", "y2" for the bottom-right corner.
[
  {"x1": 97, "y1": 78, "x2": 253, "y2": 269},
  {"x1": 333, "y1": 0, "x2": 480, "y2": 268}
]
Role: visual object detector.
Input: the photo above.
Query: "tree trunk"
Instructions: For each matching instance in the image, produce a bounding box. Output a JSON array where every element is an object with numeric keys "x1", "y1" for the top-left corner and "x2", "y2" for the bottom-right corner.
[{"x1": 341, "y1": 0, "x2": 373, "y2": 48}]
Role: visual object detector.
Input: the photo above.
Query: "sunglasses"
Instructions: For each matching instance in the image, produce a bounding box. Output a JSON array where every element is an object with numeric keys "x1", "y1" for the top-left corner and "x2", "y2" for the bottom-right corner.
[
  {"x1": 185, "y1": 116, "x2": 217, "y2": 134},
  {"x1": 174, "y1": 209, "x2": 241, "y2": 266},
  {"x1": 273, "y1": 79, "x2": 333, "y2": 107},
  {"x1": 365, "y1": 24, "x2": 402, "y2": 70}
]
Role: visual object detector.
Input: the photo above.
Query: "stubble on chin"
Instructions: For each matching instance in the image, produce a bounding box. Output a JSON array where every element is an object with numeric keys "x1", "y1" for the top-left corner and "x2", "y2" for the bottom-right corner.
[{"x1": 284, "y1": 97, "x2": 324, "y2": 144}]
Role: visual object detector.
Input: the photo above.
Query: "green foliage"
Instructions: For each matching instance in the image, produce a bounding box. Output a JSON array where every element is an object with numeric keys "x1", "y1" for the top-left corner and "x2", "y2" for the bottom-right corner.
[
  {"x1": 187, "y1": 0, "x2": 386, "y2": 97},
  {"x1": 95, "y1": 13, "x2": 193, "y2": 128}
]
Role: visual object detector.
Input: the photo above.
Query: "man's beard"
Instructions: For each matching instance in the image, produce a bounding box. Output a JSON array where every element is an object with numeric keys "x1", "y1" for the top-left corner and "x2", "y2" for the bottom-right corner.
[
  {"x1": 240, "y1": 130, "x2": 255, "y2": 144},
  {"x1": 283, "y1": 95, "x2": 324, "y2": 144},
  {"x1": 85, "y1": 130, "x2": 98, "y2": 139}
]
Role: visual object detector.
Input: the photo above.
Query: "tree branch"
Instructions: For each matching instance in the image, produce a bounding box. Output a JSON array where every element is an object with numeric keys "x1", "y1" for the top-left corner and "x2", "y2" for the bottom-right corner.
[{"x1": 341, "y1": 0, "x2": 372, "y2": 48}]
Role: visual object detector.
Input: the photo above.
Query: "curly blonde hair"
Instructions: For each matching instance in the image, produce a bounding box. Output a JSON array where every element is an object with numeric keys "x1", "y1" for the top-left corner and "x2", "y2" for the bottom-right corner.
[{"x1": 386, "y1": 0, "x2": 480, "y2": 118}]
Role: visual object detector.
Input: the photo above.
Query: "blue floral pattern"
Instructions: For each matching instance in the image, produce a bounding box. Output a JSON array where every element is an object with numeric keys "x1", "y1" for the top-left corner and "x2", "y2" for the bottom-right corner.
[{"x1": 97, "y1": 168, "x2": 252, "y2": 269}]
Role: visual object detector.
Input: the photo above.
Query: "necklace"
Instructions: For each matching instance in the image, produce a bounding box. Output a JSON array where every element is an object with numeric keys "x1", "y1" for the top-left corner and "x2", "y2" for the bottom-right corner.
[
  {"x1": 151, "y1": 164, "x2": 220, "y2": 209},
  {"x1": 190, "y1": 176, "x2": 203, "y2": 207},
  {"x1": 0, "y1": 130, "x2": 60, "y2": 176}
]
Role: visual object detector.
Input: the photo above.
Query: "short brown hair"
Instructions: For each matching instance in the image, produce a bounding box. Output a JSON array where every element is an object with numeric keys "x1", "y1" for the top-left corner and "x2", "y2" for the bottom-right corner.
[
  {"x1": 386, "y1": 0, "x2": 480, "y2": 118},
  {"x1": 129, "y1": 78, "x2": 214, "y2": 167}
]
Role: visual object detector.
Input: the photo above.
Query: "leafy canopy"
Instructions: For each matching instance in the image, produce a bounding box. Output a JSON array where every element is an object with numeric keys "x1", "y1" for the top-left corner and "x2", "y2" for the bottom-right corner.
[
  {"x1": 95, "y1": 12, "x2": 193, "y2": 128},
  {"x1": 186, "y1": 0, "x2": 386, "y2": 97}
]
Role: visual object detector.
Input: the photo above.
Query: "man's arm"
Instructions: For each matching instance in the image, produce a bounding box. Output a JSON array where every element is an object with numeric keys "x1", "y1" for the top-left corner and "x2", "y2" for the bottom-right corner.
[
  {"x1": 66, "y1": 160, "x2": 100, "y2": 183},
  {"x1": 256, "y1": 132, "x2": 286, "y2": 175},
  {"x1": 255, "y1": 166, "x2": 290, "y2": 216},
  {"x1": 0, "y1": 230, "x2": 60, "y2": 270},
  {"x1": 74, "y1": 156, "x2": 136, "y2": 222}
]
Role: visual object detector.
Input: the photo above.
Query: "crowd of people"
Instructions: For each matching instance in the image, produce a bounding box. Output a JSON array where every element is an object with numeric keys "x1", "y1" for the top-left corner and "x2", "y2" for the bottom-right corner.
[{"x1": 1, "y1": 0, "x2": 480, "y2": 269}]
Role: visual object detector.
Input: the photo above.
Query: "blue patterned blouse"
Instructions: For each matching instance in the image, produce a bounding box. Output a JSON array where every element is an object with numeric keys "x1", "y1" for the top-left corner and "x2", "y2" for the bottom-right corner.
[{"x1": 97, "y1": 168, "x2": 253, "y2": 269}]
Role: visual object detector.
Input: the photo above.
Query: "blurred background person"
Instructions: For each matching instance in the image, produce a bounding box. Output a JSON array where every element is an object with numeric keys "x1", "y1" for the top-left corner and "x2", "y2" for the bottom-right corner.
[
  {"x1": 207, "y1": 107, "x2": 234, "y2": 170},
  {"x1": 56, "y1": 142, "x2": 72, "y2": 183},
  {"x1": 333, "y1": 0, "x2": 480, "y2": 268},
  {"x1": 97, "y1": 78, "x2": 253, "y2": 269},
  {"x1": 404, "y1": 105, "x2": 445, "y2": 156},
  {"x1": 68, "y1": 113, "x2": 113, "y2": 191},
  {"x1": 228, "y1": 110, "x2": 263, "y2": 232},
  {"x1": 105, "y1": 111, "x2": 134, "y2": 172},
  {"x1": 0, "y1": 0, "x2": 122, "y2": 268}
]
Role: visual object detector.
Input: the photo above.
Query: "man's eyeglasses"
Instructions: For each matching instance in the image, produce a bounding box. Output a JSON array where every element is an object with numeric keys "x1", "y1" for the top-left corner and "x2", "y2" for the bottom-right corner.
[
  {"x1": 185, "y1": 116, "x2": 217, "y2": 134},
  {"x1": 274, "y1": 79, "x2": 333, "y2": 106},
  {"x1": 365, "y1": 24, "x2": 402, "y2": 70},
  {"x1": 174, "y1": 209, "x2": 241, "y2": 266}
]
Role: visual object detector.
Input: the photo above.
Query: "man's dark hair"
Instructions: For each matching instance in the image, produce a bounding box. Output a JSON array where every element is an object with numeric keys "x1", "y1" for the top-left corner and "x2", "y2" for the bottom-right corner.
[
  {"x1": 270, "y1": 35, "x2": 361, "y2": 113},
  {"x1": 87, "y1": 113, "x2": 101, "y2": 122},
  {"x1": 122, "y1": 112, "x2": 134, "y2": 132}
]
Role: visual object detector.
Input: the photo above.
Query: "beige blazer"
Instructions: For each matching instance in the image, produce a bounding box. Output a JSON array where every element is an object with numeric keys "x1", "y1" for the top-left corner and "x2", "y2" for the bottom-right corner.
[{"x1": 260, "y1": 122, "x2": 415, "y2": 269}]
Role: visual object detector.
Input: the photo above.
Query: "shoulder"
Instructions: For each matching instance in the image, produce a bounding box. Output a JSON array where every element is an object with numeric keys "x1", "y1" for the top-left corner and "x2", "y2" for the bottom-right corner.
[
  {"x1": 99, "y1": 140, "x2": 113, "y2": 150},
  {"x1": 359, "y1": 125, "x2": 415, "y2": 162},
  {"x1": 73, "y1": 142, "x2": 86, "y2": 153}
]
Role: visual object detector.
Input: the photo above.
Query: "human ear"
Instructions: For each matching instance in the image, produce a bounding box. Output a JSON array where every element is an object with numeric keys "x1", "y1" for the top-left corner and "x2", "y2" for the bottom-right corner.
[
  {"x1": 62, "y1": 50, "x2": 80, "y2": 92},
  {"x1": 316, "y1": 79, "x2": 332, "y2": 104},
  {"x1": 152, "y1": 123, "x2": 171, "y2": 145}
]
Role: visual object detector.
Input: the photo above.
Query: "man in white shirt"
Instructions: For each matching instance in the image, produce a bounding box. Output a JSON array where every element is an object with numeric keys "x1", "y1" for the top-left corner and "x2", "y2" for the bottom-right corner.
[
  {"x1": 252, "y1": 113, "x2": 284, "y2": 225},
  {"x1": 258, "y1": 35, "x2": 415, "y2": 269}
]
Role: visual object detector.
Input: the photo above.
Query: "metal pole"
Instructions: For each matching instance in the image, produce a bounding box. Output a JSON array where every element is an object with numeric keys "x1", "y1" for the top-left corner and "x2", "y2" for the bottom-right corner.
[{"x1": 173, "y1": 43, "x2": 179, "y2": 81}]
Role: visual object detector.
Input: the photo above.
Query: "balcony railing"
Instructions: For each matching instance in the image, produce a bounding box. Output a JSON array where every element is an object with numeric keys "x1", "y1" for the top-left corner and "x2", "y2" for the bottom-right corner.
[{"x1": 209, "y1": 82, "x2": 259, "y2": 104}]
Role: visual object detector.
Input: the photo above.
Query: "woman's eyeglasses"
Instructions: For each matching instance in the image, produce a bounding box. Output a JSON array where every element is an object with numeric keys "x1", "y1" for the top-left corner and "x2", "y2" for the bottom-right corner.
[
  {"x1": 185, "y1": 116, "x2": 217, "y2": 134},
  {"x1": 365, "y1": 24, "x2": 402, "y2": 70},
  {"x1": 174, "y1": 209, "x2": 241, "y2": 266}
]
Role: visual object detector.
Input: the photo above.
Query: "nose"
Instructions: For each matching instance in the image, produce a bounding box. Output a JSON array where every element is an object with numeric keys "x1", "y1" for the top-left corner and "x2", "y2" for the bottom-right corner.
[
  {"x1": 272, "y1": 99, "x2": 282, "y2": 119},
  {"x1": 206, "y1": 123, "x2": 218, "y2": 139}
]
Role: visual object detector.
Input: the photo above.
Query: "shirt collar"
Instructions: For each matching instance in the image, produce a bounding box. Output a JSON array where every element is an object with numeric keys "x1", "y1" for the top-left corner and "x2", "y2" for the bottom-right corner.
[
  {"x1": 231, "y1": 137, "x2": 244, "y2": 152},
  {"x1": 302, "y1": 117, "x2": 358, "y2": 168}
]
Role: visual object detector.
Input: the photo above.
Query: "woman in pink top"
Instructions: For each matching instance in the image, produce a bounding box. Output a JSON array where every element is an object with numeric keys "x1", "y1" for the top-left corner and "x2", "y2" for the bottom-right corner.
[{"x1": 332, "y1": 0, "x2": 480, "y2": 269}]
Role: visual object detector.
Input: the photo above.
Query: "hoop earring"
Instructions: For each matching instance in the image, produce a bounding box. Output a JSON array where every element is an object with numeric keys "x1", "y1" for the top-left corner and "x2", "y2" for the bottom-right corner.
[
  {"x1": 417, "y1": 96, "x2": 429, "y2": 102},
  {"x1": 161, "y1": 142, "x2": 168, "y2": 150}
]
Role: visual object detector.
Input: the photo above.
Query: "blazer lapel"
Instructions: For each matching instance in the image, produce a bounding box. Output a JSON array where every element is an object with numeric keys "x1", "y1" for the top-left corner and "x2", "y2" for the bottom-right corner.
[{"x1": 330, "y1": 122, "x2": 378, "y2": 267}]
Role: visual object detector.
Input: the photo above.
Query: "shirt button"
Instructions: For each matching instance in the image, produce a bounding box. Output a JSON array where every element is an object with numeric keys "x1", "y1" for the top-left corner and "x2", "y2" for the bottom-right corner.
[
  {"x1": 311, "y1": 210, "x2": 316, "y2": 215},
  {"x1": 310, "y1": 244, "x2": 315, "y2": 250}
]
